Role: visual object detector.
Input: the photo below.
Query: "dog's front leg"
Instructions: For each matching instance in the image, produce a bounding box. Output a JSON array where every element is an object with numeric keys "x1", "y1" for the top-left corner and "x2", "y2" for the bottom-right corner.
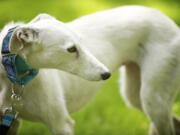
[
  {"x1": 43, "y1": 105, "x2": 74, "y2": 135},
  {"x1": 41, "y1": 99, "x2": 74, "y2": 135}
]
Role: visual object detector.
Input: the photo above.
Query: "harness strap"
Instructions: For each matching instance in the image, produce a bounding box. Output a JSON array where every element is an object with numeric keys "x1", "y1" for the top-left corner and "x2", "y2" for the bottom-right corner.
[
  {"x1": 1, "y1": 26, "x2": 18, "y2": 54},
  {"x1": 0, "y1": 26, "x2": 39, "y2": 134},
  {"x1": 0, "y1": 113, "x2": 15, "y2": 135},
  {"x1": 1, "y1": 26, "x2": 39, "y2": 86},
  {"x1": 2, "y1": 54, "x2": 38, "y2": 85}
]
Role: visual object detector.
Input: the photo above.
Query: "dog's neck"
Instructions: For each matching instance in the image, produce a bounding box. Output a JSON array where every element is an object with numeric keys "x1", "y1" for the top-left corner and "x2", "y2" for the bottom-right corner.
[
  {"x1": 0, "y1": 22, "x2": 24, "y2": 72},
  {"x1": 0, "y1": 22, "x2": 25, "y2": 107}
]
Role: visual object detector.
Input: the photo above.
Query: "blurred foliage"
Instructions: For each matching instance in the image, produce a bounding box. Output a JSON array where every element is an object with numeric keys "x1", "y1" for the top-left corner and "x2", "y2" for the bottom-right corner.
[
  {"x1": 1, "y1": 0, "x2": 180, "y2": 135},
  {"x1": 0, "y1": 0, "x2": 180, "y2": 26}
]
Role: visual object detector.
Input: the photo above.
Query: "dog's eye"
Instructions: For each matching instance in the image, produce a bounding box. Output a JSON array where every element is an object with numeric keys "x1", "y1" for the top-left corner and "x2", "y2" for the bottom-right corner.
[{"x1": 67, "y1": 46, "x2": 77, "y2": 53}]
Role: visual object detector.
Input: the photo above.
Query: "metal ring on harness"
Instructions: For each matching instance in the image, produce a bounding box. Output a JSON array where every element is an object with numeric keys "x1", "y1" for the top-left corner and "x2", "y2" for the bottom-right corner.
[{"x1": 0, "y1": 26, "x2": 39, "y2": 135}]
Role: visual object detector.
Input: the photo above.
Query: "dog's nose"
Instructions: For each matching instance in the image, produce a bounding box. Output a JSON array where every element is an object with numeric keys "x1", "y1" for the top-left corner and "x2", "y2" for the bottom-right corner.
[{"x1": 101, "y1": 72, "x2": 111, "y2": 80}]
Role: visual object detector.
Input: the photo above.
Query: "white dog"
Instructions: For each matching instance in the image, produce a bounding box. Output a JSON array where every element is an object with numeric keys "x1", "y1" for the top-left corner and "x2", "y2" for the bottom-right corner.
[{"x1": 0, "y1": 5, "x2": 180, "y2": 135}]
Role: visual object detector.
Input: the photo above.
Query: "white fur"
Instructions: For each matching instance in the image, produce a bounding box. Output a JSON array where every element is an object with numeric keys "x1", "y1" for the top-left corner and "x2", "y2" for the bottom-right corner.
[{"x1": 1, "y1": 6, "x2": 180, "y2": 135}]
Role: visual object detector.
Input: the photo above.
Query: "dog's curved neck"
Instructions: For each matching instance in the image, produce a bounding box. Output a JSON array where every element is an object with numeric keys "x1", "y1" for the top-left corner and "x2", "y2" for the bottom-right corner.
[{"x1": 0, "y1": 23, "x2": 23, "y2": 96}]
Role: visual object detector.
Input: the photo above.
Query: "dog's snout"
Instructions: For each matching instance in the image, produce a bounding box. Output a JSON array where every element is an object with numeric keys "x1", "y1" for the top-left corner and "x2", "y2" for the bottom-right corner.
[{"x1": 101, "y1": 72, "x2": 111, "y2": 80}]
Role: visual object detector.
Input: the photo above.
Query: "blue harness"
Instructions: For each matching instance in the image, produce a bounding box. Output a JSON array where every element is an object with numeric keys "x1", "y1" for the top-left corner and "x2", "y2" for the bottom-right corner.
[
  {"x1": 1, "y1": 26, "x2": 39, "y2": 86},
  {"x1": 0, "y1": 26, "x2": 39, "y2": 134}
]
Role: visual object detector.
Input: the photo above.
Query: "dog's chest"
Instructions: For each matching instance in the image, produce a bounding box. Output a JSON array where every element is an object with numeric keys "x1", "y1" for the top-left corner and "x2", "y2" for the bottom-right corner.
[{"x1": 58, "y1": 71, "x2": 104, "y2": 113}]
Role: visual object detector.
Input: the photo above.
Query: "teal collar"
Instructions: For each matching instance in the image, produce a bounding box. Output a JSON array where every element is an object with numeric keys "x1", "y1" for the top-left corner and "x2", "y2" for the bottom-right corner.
[{"x1": 1, "y1": 26, "x2": 39, "y2": 86}]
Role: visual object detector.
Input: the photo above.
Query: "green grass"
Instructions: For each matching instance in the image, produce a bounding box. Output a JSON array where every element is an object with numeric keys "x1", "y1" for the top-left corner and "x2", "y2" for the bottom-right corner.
[
  {"x1": 19, "y1": 72, "x2": 180, "y2": 135},
  {"x1": 72, "y1": 72, "x2": 149, "y2": 135},
  {"x1": 1, "y1": 0, "x2": 180, "y2": 134},
  {"x1": 19, "y1": 72, "x2": 150, "y2": 135}
]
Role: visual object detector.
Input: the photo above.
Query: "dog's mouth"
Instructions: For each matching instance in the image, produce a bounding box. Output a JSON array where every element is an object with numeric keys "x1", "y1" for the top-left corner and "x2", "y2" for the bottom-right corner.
[{"x1": 72, "y1": 71, "x2": 111, "y2": 81}]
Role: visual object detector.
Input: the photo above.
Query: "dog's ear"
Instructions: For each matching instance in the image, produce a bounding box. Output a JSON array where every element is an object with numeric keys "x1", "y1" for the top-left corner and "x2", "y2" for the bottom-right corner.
[
  {"x1": 29, "y1": 13, "x2": 56, "y2": 24},
  {"x1": 10, "y1": 27, "x2": 39, "y2": 53}
]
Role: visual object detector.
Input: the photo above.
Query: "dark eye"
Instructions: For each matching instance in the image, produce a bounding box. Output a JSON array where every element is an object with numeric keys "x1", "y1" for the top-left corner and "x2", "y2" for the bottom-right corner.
[{"x1": 67, "y1": 46, "x2": 77, "y2": 53}]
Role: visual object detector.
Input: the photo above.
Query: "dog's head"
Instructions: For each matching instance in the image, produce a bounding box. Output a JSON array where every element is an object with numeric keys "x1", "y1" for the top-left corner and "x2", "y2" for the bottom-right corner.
[{"x1": 1, "y1": 14, "x2": 111, "y2": 81}]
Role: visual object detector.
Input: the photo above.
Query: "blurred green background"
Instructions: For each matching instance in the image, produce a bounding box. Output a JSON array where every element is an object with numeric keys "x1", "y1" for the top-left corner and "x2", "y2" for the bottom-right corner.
[{"x1": 1, "y1": 0, "x2": 180, "y2": 135}]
